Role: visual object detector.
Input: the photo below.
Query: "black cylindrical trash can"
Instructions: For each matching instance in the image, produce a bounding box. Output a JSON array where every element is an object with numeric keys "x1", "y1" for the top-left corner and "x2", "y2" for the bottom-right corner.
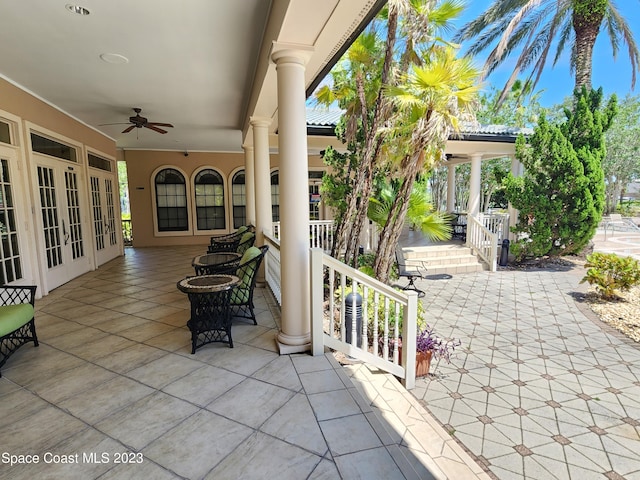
[
  {"x1": 499, "y1": 239, "x2": 510, "y2": 267},
  {"x1": 345, "y1": 292, "x2": 363, "y2": 348}
]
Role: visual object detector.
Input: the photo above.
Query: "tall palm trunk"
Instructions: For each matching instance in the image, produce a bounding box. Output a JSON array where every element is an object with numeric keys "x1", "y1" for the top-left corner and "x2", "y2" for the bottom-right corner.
[
  {"x1": 332, "y1": 8, "x2": 399, "y2": 267},
  {"x1": 572, "y1": 2, "x2": 606, "y2": 91},
  {"x1": 373, "y1": 151, "x2": 425, "y2": 283}
]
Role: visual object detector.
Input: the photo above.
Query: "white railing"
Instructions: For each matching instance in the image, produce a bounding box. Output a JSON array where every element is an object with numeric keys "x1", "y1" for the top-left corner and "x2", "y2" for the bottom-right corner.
[
  {"x1": 466, "y1": 215, "x2": 498, "y2": 272},
  {"x1": 263, "y1": 231, "x2": 281, "y2": 306},
  {"x1": 272, "y1": 220, "x2": 335, "y2": 252},
  {"x1": 481, "y1": 212, "x2": 509, "y2": 243},
  {"x1": 310, "y1": 249, "x2": 418, "y2": 389}
]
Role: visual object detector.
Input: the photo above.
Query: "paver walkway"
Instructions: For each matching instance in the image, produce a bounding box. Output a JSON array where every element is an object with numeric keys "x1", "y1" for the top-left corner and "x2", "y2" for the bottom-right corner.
[{"x1": 411, "y1": 265, "x2": 640, "y2": 479}]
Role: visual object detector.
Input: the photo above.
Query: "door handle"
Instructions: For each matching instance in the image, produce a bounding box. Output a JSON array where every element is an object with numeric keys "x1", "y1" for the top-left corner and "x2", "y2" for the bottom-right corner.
[
  {"x1": 62, "y1": 220, "x2": 70, "y2": 245},
  {"x1": 104, "y1": 216, "x2": 110, "y2": 233}
]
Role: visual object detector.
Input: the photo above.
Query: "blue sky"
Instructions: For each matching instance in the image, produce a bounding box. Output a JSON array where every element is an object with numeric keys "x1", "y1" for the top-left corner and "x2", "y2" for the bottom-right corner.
[{"x1": 452, "y1": 2, "x2": 640, "y2": 108}]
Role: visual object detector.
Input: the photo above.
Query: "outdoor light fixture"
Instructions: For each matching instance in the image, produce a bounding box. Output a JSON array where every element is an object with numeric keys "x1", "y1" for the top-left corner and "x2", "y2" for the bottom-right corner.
[{"x1": 65, "y1": 4, "x2": 90, "y2": 15}]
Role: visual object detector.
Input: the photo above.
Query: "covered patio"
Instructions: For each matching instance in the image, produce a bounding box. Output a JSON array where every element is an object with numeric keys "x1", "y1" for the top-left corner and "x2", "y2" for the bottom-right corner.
[{"x1": 0, "y1": 245, "x2": 485, "y2": 479}]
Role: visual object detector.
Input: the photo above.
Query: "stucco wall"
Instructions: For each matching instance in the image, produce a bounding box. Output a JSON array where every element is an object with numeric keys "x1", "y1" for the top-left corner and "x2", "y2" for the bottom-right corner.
[{"x1": 125, "y1": 149, "x2": 328, "y2": 247}]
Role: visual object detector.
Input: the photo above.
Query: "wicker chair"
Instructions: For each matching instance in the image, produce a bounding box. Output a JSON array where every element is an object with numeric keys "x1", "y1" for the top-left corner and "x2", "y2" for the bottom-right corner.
[
  {"x1": 209, "y1": 225, "x2": 254, "y2": 247},
  {"x1": 0, "y1": 285, "x2": 38, "y2": 376},
  {"x1": 208, "y1": 231, "x2": 255, "y2": 254},
  {"x1": 216, "y1": 245, "x2": 268, "y2": 324}
]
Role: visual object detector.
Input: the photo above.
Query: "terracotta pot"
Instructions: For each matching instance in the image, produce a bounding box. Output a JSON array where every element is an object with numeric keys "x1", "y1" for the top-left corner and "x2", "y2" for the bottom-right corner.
[
  {"x1": 398, "y1": 347, "x2": 433, "y2": 377},
  {"x1": 415, "y1": 351, "x2": 433, "y2": 377}
]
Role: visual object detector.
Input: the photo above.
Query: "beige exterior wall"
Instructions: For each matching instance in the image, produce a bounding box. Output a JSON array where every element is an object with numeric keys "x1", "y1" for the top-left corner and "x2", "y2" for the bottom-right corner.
[{"x1": 125, "y1": 149, "x2": 328, "y2": 247}]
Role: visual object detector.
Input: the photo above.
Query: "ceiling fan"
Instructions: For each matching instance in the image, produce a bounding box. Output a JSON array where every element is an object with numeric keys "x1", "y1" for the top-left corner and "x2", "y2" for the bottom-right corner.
[{"x1": 101, "y1": 108, "x2": 174, "y2": 134}]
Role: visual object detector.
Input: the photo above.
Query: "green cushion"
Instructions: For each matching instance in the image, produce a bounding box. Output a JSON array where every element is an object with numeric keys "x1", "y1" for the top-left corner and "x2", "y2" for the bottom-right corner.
[
  {"x1": 0, "y1": 304, "x2": 35, "y2": 337},
  {"x1": 236, "y1": 225, "x2": 248, "y2": 234},
  {"x1": 236, "y1": 232, "x2": 255, "y2": 254},
  {"x1": 230, "y1": 246, "x2": 262, "y2": 304}
]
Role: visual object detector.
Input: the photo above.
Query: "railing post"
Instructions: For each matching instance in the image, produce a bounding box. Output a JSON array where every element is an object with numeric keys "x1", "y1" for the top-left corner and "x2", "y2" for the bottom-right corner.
[
  {"x1": 402, "y1": 291, "x2": 417, "y2": 390},
  {"x1": 310, "y1": 248, "x2": 325, "y2": 356}
]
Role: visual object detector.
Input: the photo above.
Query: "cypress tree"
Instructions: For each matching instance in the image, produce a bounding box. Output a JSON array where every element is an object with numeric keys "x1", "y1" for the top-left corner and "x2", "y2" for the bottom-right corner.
[{"x1": 505, "y1": 88, "x2": 617, "y2": 260}]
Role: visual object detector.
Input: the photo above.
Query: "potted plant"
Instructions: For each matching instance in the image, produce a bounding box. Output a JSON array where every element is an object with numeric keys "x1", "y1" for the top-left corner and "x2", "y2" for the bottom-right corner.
[{"x1": 402, "y1": 325, "x2": 461, "y2": 377}]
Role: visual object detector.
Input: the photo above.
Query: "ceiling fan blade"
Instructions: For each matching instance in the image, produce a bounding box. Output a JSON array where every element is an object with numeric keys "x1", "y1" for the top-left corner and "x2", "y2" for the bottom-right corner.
[
  {"x1": 144, "y1": 124, "x2": 168, "y2": 134},
  {"x1": 122, "y1": 125, "x2": 136, "y2": 133},
  {"x1": 148, "y1": 122, "x2": 173, "y2": 128}
]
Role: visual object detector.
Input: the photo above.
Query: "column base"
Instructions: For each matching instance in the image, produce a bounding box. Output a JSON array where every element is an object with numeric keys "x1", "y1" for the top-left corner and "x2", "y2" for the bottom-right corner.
[{"x1": 276, "y1": 331, "x2": 311, "y2": 355}]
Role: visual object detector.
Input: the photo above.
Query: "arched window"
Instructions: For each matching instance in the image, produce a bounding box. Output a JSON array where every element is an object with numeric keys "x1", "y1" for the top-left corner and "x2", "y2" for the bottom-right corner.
[
  {"x1": 271, "y1": 170, "x2": 279, "y2": 222},
  {"x1": 232, "y1": 170, "x2": 246, "y2": 228},
  {"x1": 194, "y1": 169, "x2": 225, "y2": 230},
  {"x1": 155, "y1": 168, "x2": 188, "y2": 232}
]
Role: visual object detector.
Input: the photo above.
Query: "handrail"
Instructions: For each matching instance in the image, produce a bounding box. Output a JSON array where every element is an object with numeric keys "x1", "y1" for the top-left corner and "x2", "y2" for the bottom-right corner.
[
  {"x1": 466, "y1": 215, "x2": 498, "y2": 271},
  {"x1": 310, "y1": 248, "x2": 418, "y2": 389}
]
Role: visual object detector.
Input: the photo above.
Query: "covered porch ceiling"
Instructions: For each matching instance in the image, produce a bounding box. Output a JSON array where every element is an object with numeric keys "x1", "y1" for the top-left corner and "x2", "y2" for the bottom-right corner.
[{"x1": 0, "y1": 0, "x2": 384, "y2": 152}]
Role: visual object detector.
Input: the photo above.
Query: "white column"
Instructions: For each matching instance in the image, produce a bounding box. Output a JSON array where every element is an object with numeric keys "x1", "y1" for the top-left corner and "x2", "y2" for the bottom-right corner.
[
  {"x1": 243, "y1": 144, "x2": 256, "y2": 226},
  {"x1": 251, "y1": 117, "x2": 272, "y2": 249},
  {"x1": 468, "y1": 153, "x2": 482, "y2": 216},
  {"x1": 272, "y1": 45, "x2": 313, "y2": 354},
  {"x1": 446, "y1": 163, "x2": 456, "y2": 212},
  {"x1": 508, "y1": 155, "x2": 522, "y2": 241}
]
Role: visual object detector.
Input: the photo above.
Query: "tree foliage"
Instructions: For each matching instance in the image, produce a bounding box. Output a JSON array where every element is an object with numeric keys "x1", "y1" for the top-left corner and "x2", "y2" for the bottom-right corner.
[
  {"x1": 504, "y1": 88, "x2": 617, "y2": 260},
  {"x1": 455, "y1": 0, "x2": 640, "y2": 100},
  {"x1": 316, "y1": 0, "x2": 478, "y2": 282},
  {"x1": 603, "y1": 94, "x2": 640, "y2": 212}
]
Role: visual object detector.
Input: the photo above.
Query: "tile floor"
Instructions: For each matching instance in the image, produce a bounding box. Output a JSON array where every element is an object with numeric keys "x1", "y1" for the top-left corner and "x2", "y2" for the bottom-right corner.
[
  {"x1": 0, "y1": 245, "x2": 482, "y2": 480},
  {"x1": 411, "y1": 264, "x2": 640, "y2": 480}
]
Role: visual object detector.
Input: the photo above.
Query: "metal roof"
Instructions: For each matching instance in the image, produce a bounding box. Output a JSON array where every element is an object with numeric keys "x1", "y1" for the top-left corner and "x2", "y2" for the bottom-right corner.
[{"x1": 306, "y1": 109, "x2": 534, "y2": 142}]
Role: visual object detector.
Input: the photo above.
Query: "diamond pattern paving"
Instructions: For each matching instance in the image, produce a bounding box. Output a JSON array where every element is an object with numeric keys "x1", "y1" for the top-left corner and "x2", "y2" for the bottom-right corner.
[{"x1": 413, "y1": 267, "x2": 640, "y2": 479}]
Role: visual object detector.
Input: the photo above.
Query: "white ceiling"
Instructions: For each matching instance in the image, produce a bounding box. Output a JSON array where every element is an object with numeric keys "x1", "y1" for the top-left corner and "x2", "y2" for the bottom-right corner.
[{"x1": 0, "y1": 0, "x2": 383, "y2": 153}]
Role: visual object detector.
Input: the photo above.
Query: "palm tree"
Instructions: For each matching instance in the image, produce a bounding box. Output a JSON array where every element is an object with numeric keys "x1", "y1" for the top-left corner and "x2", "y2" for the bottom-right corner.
[
  {"x1": 368, "y1": 180, "x2": 452, "y2": 241},
  {"x1": 455, "y1": 0, "x2": 640, "y2": 99},
  {"x1": 373, "y1": 46, "x2": 480, "y2": 282}
]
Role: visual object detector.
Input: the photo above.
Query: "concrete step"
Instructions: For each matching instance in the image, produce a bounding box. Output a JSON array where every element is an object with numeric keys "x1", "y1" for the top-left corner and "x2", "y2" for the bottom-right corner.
[
  {"x1": 404, "y1": 244, "x2": 475, "y2": 259},
  {"x1": 401, "y1": 244, "x2": 485, "y2": 275},
  {"x1": 422, "y1": 262, "x2": 485, "y2": 276}
]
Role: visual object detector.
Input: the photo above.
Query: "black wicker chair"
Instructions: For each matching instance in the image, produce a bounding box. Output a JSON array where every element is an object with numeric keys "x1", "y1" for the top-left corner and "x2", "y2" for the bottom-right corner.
[
  {"x1": 0, "y1": 285, "x2": 38, "y2": 376},
  {"x1": 216, "y1": 245, "x2": 268, "y2": 324},
  {"x1": 209, "y1": 225, "x2": 254, "y2": 247},
  {"x1": 208, "y1": 231, "x2": 255, "y2": 254}
]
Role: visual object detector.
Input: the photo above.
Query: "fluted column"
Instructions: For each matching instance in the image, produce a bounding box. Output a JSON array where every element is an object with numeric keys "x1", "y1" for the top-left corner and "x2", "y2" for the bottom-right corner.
[
  {"x1": 446, "y1": 163, "x2": 456, "y2": 212},
  {"x1": 468, "y1": 153, "x2": 482, "y2": 216},
  {"x1": 272, "y1": 45, "x2": 314, "y2": 354},
  {"x1": 243, "y1": 144, "x2": 256, "y2": 226}
]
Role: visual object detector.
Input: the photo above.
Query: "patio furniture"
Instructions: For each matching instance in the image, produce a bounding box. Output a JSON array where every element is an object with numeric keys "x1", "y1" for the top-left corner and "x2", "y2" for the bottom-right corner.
[
  {"x1": 177, "y1": 274, "x2": 240, "y2": 352},
  {"x1": 216, "y1": 245, "x2": 268, "y2": 324},
  {"x1": 396, "y1": 250, "x2": 427, "y2": 298},
  {"x1": 0, "y1": 285, "x2": 38, "y2": 376},
  {"x1": 451, "y1": 212, "x2": 467, "y2": 241},
  {"x1": 208, "y1": 231, "x2": 255, "y2": 254},
  {"x1": 192, "y1": 252, "x2": 242, "y2": 275},
  {"x1": 209, "y1": 225, "x2": 254, "y2": 247}
]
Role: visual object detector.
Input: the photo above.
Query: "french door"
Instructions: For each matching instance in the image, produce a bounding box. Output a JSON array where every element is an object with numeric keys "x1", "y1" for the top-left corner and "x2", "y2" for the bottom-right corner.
[
  {"x1": 36, "y1": 158, "x2": 90, "y2": 290},
  {"x1": 0, "y1": 146, "x2": 26, "y2": 285},
  {"x1": 90, "y1": 172, "x2": 119, "y2": 266}
]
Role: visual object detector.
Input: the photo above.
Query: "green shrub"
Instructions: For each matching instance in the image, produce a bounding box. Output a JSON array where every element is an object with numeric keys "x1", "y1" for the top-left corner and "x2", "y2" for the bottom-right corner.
[{"x1": 580, "y1": 252, "x2": 640, "y2": 299}]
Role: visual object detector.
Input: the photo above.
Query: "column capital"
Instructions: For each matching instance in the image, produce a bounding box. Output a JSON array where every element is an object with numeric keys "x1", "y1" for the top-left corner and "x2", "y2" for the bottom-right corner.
[
  {"x1": 250, "y1": 116, "x2": 272, "y2": 129},
  {"x1": 271, "y1": 42, "x2": 314, "y2": 65}
]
